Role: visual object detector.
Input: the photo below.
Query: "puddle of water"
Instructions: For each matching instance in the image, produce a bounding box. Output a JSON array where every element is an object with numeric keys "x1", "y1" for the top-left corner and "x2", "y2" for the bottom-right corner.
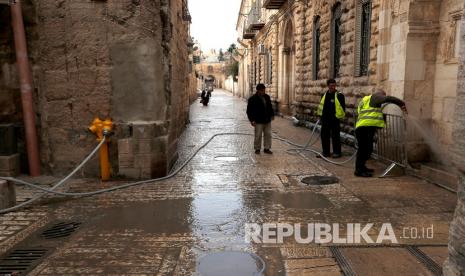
[
  {"x1": 214, "y1": 156, "x2": 239, "y2": 161},
  {"x1": 197, "y1": 251, "x2": 264, "y2": 276},
  {"x1": 267, "y1": 191, "x2": 333, "y2": 209},
  {"x1": 193, "y1": 192, "x2": 242, "y2": 227},
  {"x1": 96, "y1": 199, "x2": 193, "y2": 234}
]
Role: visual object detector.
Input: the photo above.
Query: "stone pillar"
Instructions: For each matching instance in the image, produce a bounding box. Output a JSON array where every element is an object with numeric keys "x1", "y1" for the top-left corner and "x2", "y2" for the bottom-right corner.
[
  {"x1": 117, "y1": 122, "x2": 169, "y2": 179},
  {"x1": 444, "y1": 11, "x2": 465, "y2": 275},
  {"x1": 0, "y1": 180, "x2": 16, "y2": 209},
  {"x1": 0, "y1": 154, "x2": 20, "y2": 177}
]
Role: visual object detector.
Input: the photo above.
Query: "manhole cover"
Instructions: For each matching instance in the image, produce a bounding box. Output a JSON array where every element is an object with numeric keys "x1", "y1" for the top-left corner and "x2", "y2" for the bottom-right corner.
[
  {"x1": 214, "y1": 156, "x2": 239, "y2": 161},
  {"x1": 41, "y1": 222, "x2": 81, "y2": 239},
  {"x1": 301, "y1": 176, "x2": 339, "y2": 185},
  {"x1": 198, "y1": 251, "x2": 265, "y2": 276}
]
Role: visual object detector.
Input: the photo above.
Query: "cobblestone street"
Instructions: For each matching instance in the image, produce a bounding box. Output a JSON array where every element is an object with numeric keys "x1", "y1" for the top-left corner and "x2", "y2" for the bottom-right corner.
[{"x1": 0, "y1": 90, "x2": 457, "y2": 275}]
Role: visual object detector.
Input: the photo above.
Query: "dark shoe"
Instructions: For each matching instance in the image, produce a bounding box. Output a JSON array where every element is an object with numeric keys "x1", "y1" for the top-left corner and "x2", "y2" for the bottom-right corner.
[
  {"x1": 332, "y1": 153, "x2": 342, "y2": 158},
  {"x1": 264, "y1": 149, "x2": 273, "y2": 154},
  {"x1": 317, "y1": 153, "x2": 330, "y2": 158},
  {"x1": 363, "y1": 167, "x2": 375, "y2": 173},
  {"x1": 354, "y1": 171, "x2": 373, "y2": 177},
  {"x1": 255, "y1": 150, "x2": 260, "y2": 154}
]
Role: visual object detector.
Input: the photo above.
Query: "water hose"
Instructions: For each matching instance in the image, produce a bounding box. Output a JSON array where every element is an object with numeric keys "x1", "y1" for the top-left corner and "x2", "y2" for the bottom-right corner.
[{"x1": 282, "y1": 118, "x2": 357, "y2": 165}]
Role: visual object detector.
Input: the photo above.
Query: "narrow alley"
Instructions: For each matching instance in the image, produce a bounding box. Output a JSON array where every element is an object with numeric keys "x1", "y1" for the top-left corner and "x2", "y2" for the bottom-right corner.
[
  {"x1": 0, "y1": 90, "x2": 456, "y2": 275},
  {"x1": 1, "y1": 0, "x2": 465, "y2": 274}
]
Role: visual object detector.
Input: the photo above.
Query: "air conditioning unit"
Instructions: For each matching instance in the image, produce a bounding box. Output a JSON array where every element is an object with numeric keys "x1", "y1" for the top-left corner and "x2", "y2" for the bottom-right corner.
[{"x1": 258, "y1": 44, "x2": 266, "y2": 55}]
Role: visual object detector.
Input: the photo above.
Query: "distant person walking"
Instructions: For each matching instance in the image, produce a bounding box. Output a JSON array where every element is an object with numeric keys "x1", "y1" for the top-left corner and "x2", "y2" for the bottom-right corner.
[
  {"x1": 354, "y1": 89, "x2": 407, "y2": 177},
  {"x1": 247, "y1": 83, "x2": 275, "y2": 154},
  {"x1": 317, "y1": 79, "x2": 346, "y2": 158}
]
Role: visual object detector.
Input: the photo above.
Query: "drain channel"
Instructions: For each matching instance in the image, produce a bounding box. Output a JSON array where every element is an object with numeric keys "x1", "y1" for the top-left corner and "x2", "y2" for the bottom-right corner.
[
  {"x1": 330, "y1": 244, "x2": 446, "y2": 276},
  {"x1": 406, "y1": 246, "x2": 442, "y2": 276},
  {"x1": 0, "y1": 248, "x2": 48, "y2": 275},
  {"x1": 329, "y1": 246, "x2": 356, "y2": 276},
  {"x1": 41, "y1": 222, "x2": 81, "y2": 239}
]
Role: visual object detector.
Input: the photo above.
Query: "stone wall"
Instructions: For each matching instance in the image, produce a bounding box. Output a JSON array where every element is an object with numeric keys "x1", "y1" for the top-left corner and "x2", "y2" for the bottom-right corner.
[
  {"x1": 0, "y1": 6, "x2": 19, "y2": 124},
  {"x1": 432, "y1": 0, "x2": 464, "y2": 147},
  {"x1": 245, "y1": 0, "x2": 381, "y2": 133},
  {"x1": 0, "y1": 1, "x2": 38, "y2": 173},
  {"x1": 444, "y1": 10, "x2": 465, "y2": 275},
  {"x1": 0, "y1": 0, "x2": 192, "y2": 178}
]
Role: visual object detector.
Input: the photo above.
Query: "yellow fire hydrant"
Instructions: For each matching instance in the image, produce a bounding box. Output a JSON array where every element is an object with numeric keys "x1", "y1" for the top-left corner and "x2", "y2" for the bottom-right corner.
[{"x1": 88, "y1": 118, "x2": 113, "y2": 181}]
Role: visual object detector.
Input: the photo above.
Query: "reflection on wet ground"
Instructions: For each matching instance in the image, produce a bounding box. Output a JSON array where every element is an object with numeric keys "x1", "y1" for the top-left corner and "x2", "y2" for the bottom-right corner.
[
  {"x1": 96, "y1": 199, "x2": 194, "y2": 234},
  {"x1": 197, "y1": 251, "x2": 264, "y2": 276}
]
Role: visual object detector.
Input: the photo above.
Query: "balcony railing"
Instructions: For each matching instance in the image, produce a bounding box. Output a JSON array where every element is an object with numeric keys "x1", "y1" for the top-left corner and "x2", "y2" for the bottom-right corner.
[
  {"x1": 263, "y1": 0, "x2": 286, "y2": 9},
  {"x1": 246, "y1": 5, "x2": 266, "y2": 31},
  {"x1": 243, "y1": 29, "x2": 256, "y2": 39}
]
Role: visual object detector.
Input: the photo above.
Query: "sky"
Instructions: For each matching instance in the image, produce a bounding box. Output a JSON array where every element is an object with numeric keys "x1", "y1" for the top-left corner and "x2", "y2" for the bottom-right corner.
[{"x1": 188, "y1": 0, "x2": 242, "y2": 52}]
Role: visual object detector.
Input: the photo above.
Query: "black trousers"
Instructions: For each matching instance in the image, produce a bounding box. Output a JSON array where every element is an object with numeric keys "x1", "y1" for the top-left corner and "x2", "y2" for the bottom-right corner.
[
  {"x1": 320, "y1": 117, "x2": 341, "y2": 156},
  {"x1": 355, "y1": 127, "x2": 377, "y2": 172}
]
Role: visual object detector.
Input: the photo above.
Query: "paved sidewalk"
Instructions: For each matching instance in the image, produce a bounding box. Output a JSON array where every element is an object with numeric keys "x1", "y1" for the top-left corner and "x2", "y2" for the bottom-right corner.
[{"x1": 0, "y1": 89, "x2": 456, "y2": 275}]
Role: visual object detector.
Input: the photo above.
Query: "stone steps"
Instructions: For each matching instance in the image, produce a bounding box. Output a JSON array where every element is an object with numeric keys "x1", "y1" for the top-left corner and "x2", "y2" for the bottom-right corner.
[{"x1": 414, "y1": 162, "x2": 459, "y2": 192}]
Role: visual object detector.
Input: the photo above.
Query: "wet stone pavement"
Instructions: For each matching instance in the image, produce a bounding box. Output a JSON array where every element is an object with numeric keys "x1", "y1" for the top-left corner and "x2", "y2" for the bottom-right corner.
[{"x1": 0, "y1": 89, "x2": 457, "y2": 275}]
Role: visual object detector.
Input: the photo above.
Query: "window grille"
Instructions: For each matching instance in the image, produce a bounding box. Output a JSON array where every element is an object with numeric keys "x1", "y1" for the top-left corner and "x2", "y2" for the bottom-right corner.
[
  {"x1": 355, "y1": 0, "x2": 372, "y2": 76},
  {"x1": 330, "y1": 3, "x2": 342, "y2": 78},
  {"x1": 312, "y1": 16, "x2": 321, "y2": 80}
]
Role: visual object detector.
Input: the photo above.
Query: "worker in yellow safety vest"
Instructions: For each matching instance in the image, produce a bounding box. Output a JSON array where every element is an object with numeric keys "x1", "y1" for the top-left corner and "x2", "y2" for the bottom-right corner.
[
  {"x1": 317, "y1": 79, "x2": 346, "y2": 158},
  {"x1": 354, "y1": 89, "x2": 407, "y2": 177}
]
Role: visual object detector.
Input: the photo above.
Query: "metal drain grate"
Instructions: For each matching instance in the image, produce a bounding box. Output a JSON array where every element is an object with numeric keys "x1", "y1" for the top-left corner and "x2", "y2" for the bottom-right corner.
[
  {"x1": 329, "y1": 246, "x2": 356, "y2": 276},
  {"x1": 41, "y1": 222, "x2": 81, "y2": 239},
  {"x1": 301, "y1": 175, "x2": 339, "y2": 186},
  {"x1": 0, "y1": 248, "x2": 48, "y2": 275},
  {"x1": 406, "y1": 246, "x2": 442, "y2": 276}
]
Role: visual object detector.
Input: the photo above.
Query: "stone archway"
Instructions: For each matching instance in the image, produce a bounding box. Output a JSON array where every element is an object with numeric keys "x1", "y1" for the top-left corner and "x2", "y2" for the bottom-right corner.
[{"x1": 279, "y1": 19, "x2": 296, "y2": 115}]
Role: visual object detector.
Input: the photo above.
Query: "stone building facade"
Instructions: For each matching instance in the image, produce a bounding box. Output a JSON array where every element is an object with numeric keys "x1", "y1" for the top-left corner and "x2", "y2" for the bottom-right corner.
[
  {"x1": 236, "y1": 0, "x2": 464, "y2": 162},
  {"x1": 0, "y1": 0, "x2": 193, "y2": 178},
  {"x1": 196, "y1": 62, "x2": 225, "y2": 89},
  {"x1": 445, "y1": 11, "x2": 465, "y2": 276}
]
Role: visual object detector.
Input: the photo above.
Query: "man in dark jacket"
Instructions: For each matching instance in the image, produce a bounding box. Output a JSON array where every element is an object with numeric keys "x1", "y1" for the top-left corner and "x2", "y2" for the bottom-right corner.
[
  {"x1": 247, "y1": 83, "x2": 275, "y2": 154},
  {"x1": 317, "y1": 79, "x2": 346, "y2": 158}
]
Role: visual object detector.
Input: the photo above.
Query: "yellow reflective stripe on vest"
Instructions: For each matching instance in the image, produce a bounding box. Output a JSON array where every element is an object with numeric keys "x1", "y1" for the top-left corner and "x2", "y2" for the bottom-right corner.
[
  {"x1": 358, "y1": 109, "x2": 381, "y2": 114},
  {"x1": 317, "y1": 94, "x2": 326, "y2": 116},
  {"x1": 356, "y1": 95, "x2": 385, "y2": 129},
  {"x1": 317, "y1": 92, "x2": 345, "y2": 119}
]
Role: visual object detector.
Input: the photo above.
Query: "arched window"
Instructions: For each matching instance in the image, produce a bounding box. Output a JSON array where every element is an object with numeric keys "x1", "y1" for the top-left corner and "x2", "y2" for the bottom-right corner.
[
  {"x1": 312, "y1": 16, "x2": 321, "y2": 80},
  {"x1": 330, "y1": 3, "x2": 342, "y2": 78},
  {"x1": 355, "y1": 0, "x2": 372, "y2": 76}
]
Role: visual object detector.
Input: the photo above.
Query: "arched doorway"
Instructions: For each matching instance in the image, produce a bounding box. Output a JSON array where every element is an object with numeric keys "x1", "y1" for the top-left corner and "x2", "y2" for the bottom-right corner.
[
  {"x1": 280, "y1": 19, "x2": 296, "y2": 115},
  {"x1": 205, "y1": 75, "x2": 216, "y2": 91}
]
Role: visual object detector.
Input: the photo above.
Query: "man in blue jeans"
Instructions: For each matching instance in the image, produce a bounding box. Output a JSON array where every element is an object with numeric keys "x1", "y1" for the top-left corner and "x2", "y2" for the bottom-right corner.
[{"x1": 247, "y1": 84, "x2": 275, "y2": 154}]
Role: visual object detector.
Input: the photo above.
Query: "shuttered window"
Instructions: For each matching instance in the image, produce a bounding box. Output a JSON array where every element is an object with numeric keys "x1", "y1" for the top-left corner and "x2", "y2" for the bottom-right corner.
[
  {"x1": 312, "y1": 16, "x2": 321, "y2": 80},
  {"x1": 330, "y1": 3, "x2": 342, "y2": 78},
  {"x1": 355, "y1": 0, "x2": 372, "y2": 76}
]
